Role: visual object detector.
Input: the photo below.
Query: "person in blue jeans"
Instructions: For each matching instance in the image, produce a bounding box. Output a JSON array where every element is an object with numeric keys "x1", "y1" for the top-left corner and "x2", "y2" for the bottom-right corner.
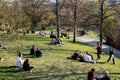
[{"x1": 107, "y1": 48, "x2": 115, "y2": 64}]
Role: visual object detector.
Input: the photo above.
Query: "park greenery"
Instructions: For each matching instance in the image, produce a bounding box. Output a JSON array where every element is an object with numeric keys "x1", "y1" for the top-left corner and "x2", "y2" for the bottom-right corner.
[
  {"x1": 0, "y1": 0, "x2": 120, "y2": 47},
  {"x1": 0, "y1": 33, "x2": 120, "y2": 80},
  {"x1": 0, "y1": 0, "x2": 120, "y2": 80}
]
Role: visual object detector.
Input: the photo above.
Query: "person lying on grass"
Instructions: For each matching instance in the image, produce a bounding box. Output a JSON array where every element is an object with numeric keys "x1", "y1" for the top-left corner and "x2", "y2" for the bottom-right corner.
[
  {"x1": 69, "y1": 51, "x2": 96, "y2": 64},
  {"x1": 71, "y1": 50, "x2": 83, "y2": 60},
  {"x1": 81, "y1": 51, "x2": 96, "y2": 64}
]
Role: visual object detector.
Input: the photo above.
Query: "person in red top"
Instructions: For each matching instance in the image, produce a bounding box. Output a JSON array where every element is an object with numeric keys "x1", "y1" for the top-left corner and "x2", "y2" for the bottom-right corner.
[
  {"x1": 87, "y1": 68, "x2": 96, "y2": 80},
  {"x1": 96, "y1": 42, "x2": 102, "y2": 60}
]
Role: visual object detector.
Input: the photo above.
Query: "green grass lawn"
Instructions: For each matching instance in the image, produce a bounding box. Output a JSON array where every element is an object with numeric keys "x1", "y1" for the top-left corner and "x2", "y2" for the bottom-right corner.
[
  {"x1": 84, "y1": 31, "x2": 99, "y2": 40},
  {"x1": 0, "y1": 33, "x2": 120, "y2": 80}
]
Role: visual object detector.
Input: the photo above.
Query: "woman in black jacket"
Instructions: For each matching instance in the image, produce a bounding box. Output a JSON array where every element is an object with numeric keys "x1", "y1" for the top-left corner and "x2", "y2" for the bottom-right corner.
[{"x1": 23, "y1": 59, "x2": 33, "y2": 71}]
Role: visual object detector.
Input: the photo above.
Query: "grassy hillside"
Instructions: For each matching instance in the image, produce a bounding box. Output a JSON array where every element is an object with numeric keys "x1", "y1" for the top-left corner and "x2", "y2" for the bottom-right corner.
[{"x1": 0, "y1": 33, "x2": 120, "y2": 80}]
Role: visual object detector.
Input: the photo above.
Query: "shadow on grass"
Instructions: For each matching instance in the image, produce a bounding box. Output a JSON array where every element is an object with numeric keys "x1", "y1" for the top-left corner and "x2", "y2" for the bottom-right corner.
[
  {"x1": 67, "y1": 40, "x2": 87, "y2": 46},
  {"x1": 21, "y1": 35, "x2": 50, "y2": 41},
  {"x1": 96, "y1": 61, "x2": 106, "y2": 64},
  {"x1": 23, "y1": 72, "x2": 87, "y2": 80},
  {"x1": 0, "y1": 66, "x2": 21, "y2": 73},
  {"x1": 23, "y1": 54, "x2": 35, "y2": 58}
]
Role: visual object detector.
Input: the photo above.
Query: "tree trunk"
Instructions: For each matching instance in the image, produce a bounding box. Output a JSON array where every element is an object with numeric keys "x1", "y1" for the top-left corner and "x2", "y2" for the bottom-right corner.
[
  {"x1": 99, "y1": 0, "x2": 104, "y2": 47},
  {"x1": 73, "y1": 0, "x2": 77, "y2": 43},
  {"x1": 56, "y1": 0, "x2": 60, "y2": 38}
]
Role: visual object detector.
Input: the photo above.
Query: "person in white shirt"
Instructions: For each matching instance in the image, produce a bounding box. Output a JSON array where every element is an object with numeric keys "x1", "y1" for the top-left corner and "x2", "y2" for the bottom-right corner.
[
  {"x1": 82, "y1": 51, "x2": 96, "y2": 63},
  {"x1": 16, "y1": 53, "x2": 24, "y2": 69}
]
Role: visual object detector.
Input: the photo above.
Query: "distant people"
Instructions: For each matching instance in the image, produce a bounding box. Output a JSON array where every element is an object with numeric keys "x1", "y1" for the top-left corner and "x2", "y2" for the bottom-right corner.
[
  {"x1": 107, "y1": 48, "x2": 115, "y2": 64},
  {"x1": 35, "y1": 47, "x2": 43, "y2": 57},
  {"x1": 87, "y1": 68, "x2": 96, "y2": 80},
  {"x1": 50, "y1": 38, "x2": 57, "y2": 45},
  {"x1": 82, "y1": 51, "x2": 96, "y2": 63},
  {"x1": 16, "y1": 53, "x2": 24, "y2": 70},
  {"x1": 50, "y1": 31, "x2": 56, "y2": 39},
  {"x1": 23, "y1": 59, "x2": 33, "y2": 71},
  {"x1": 30, "y1": 45, "x2": 35, "y2": 55},
  {"x1": 56, "y1": 38, "x2": 64, "y2": 46},
  {"x1": 96, "y1": 42, "x2": 102, "y2": 60},
  {"x1": 50, "y1": 38, "x2": 64, "y2": 46},
  {"x1": 39, "y1": 31, "x2": 46, "y2": 37},
  {"x1": 102, "y1": 71, "x2": 111, "y2": 80}
]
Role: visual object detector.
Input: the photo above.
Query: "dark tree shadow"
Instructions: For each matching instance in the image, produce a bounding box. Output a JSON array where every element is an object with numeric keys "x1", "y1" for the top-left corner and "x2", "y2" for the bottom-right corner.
[{"x1": 0, "y1": 66, "x2": 21, "y2": 73}]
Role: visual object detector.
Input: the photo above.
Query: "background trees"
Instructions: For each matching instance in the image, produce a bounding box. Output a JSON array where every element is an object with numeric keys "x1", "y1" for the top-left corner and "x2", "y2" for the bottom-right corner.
[
  {"x1": 21, "y1": 0, "x2": 55, "y2": 33},
  {"x1": 0, "y1": 0, "x2": 120, "y2": 48}
]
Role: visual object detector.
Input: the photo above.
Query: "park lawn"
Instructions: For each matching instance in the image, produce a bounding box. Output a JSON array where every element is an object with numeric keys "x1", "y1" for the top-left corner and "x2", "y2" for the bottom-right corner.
[
  {"x1": 84, "y1": 31, "x2": 99, "y2": 40},
  {"x1": 0, "y1": 33, "x2": 120, "y2": 80}
]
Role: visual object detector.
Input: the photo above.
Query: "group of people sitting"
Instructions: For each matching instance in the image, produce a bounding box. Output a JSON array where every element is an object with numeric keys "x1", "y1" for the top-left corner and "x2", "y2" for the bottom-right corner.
[
  {"x1": 30, "y1": 45, "x2": 44, "y2": 58},
  {"x1": 39, "y1": 31, "x2": 46, "y2": 37},
  {"x1": 16, "y1": 53, "x2": 33, "y2": 71},
  {"x1": 88, "y1": 68, "x2": 111, "y2": 80},
  {"x1": 70, "y1": 50, "x2": 96, "y2": 64},
  {"x1": 50, "y1": 38, "x2": 64, "y2": 46},
  {"x1": 16, "y1": 45, "x2": 43, "y2": 71},
  {"x1": 49, "y1": 31, "x2": 64, "y2": 46}
]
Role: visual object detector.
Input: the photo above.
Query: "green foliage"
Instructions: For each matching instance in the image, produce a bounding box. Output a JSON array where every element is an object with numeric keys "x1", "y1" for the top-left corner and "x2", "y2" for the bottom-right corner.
[
  {"x1": 103, "y1": 16, "x2": 118, "y2": 39},
  {"x1": 0, "y1": 33, "x2": 120, "y2": 80}
]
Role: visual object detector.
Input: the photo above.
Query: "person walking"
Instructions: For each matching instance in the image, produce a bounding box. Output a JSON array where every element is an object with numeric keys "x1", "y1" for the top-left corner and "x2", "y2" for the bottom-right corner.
[
  {"x1": 96, "y1": 42, "x2": 102, "y2": 60},
  {"x1": 107, "y1": 48, "x2": 115, "y2": 64}
]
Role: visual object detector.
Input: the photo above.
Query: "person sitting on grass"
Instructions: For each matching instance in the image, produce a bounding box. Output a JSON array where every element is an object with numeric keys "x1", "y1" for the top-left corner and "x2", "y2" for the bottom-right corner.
[
  {"x1": 23, "y1": 59, "x2": 33, "y2": 71},
  {"x1": 96, "y1": 71, "x2": 111, "y2": 80},
  {"x1": 102, "y1": 71, "x2": 111, "y2": 80},
  {"x1": 35, "y1": 47, "x2": 43, "y2": 57},
  {"x1": 50, "y1": 38, "x2": 57, "y2": 45},
  {"x1": 16, "y1": 53, "x2": 24, "y2": 70},
  {"x1": 30, "y1": 45, "x2": 35, "y2": 55},
  {"x1": 55, "y1": 38, "x2": 64, "y2": 46},
  {"x1": 87, "y1": 68, "x2": 96, "y2": 80},
  {"x1": 50, "y1": 31, "x2": 56, "y2": 39}
]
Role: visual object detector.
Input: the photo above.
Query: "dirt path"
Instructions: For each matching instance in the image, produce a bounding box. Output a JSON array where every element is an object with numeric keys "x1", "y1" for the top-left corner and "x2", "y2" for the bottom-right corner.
[{"x1": 76, "y1": 36, "x2": 120, "y2": 59}]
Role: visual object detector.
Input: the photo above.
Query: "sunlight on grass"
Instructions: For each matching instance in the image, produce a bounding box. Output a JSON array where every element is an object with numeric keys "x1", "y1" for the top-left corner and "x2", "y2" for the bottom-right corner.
[{"x1": 0, "y1": 33, "x2": 120, "y2": 80}]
